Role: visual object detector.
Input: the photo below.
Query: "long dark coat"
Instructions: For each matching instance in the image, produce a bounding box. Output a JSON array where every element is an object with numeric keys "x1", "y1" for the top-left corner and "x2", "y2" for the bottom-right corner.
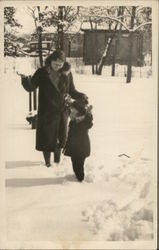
[
  {"x1": 24, "y1": 67, "x2": 84, "y2": 152},
  {"x1": 64, "y1": 114, "x2": 93, "y2": 158}
]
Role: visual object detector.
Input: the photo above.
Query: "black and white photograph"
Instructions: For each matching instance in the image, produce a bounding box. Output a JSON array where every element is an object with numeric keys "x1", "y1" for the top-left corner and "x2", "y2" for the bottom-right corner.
[{"x1": 0, "y1": 0, "x2": 158, "y2": 249}]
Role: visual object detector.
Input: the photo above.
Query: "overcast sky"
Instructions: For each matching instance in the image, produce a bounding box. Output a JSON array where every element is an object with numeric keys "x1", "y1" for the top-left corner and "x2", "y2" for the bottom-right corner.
[
  {"x1": 15, "y1": 7, "x2": 35, "y2": 34},
  {"x1": 14, "y1": 6, "x2": 83, "y2": 36}
]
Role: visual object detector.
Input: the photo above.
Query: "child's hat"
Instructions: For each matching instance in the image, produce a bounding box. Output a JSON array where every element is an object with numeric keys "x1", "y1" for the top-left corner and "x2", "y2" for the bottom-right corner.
[{"x1": 71, "y1": 98, "x2": 88, "y2": 114}]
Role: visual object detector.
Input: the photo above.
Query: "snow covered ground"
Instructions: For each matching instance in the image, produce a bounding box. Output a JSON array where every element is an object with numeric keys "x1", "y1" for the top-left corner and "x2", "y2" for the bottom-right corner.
[{"x1": 1, "y1": 59, "x2": 157, "y2": 249}]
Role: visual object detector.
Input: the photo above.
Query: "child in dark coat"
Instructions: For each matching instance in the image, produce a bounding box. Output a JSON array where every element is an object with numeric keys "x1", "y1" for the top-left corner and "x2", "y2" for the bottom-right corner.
[{"x1": 64, "y1": 97, "x2": 93, "y2": 182}]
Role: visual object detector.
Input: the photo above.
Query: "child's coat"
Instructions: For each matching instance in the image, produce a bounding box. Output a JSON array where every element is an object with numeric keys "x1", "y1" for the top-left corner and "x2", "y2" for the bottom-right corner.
[{"x1": 64, "y1": 114, "x2": 93, "y2": 158}]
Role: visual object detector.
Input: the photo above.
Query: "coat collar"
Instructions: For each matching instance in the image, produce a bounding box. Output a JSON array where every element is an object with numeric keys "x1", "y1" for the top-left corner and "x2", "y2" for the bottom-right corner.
[{"x1": 45, "y1": 66, "x2": 61, "y2": 93}]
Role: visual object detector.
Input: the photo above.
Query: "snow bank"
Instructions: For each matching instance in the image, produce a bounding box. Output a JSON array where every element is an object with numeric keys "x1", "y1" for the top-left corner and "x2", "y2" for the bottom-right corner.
[{"x1": 82, "y1": 153, "x2": 154, "y2": 241}]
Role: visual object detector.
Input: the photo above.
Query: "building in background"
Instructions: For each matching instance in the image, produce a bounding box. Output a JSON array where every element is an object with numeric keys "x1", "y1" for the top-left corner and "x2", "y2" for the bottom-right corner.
[
  {"x1": 82, "y1": 29, "x2": 149, "y2": 67},
  {"x1": 30, "y1": 29, "x2": 151, "y2": 66}
]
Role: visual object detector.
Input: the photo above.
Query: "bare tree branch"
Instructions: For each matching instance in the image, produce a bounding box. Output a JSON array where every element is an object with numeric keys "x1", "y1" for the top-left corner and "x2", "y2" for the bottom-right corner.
[
  {"x1": 63, "y1": 11, "x2": 80, "y2": 32},
  {"x1": 66, "y1": 21, "x2": 84, "y2": 42},
  {"x1": 89, "y1": 17, "x2": 94, "y2": 29},
  {"x1": 82, "y1": 14, "x2": 152, "y2": 32},
  {"x1": 133, "y1": 21, "x2": 152, "y2": 31},
  {"x1": 136, "y1": 6, "x2": 146, "y2": 15},
  {"x1": 125, "y1": 6, "x2": 132, "y2": 16},
  {"x1": 87, "y1": 15, "x2": 131, "y2": 31},
  {"x1": 26, "y1": 7, "x2": 36, "y2": 18},
  {"x1": 26, "y1": 7, "x2": 38, "y2": 29}
]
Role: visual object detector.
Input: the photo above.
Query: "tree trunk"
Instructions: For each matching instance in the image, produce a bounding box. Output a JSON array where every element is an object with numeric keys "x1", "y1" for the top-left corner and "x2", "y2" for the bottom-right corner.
[
  {"x1": 97, "y1": 37, "x2": 113, "y2": 75},
  {"x1": 38, "y1": 29, "x2": 43, "y2": 67},
  {"x1": 89, "y1": 19, "x2": 95, "y2": 75},
  {"x1": 33, "y1": 90, "x2": 37, "y2": 111},
  {"x1": 97, "y1": 16, "x2": 123, "y2": 75},
  {"x1": 126, "y1": 6, "x2": 136, "y2": 83},
  {"x1": 95, "y1": 64, "x2": 98, "y2": 74},
  {"x1": 37, "y1": 6, "x2": 43, "y2": 67},
  {"x1": 111, "y1": 39, "x2": 117, "y2": 76},
  {"x1": 96, "y1": 7, "x2": 125, "y2": 75},
  {"x1": 29, "y1": 92, "x2": 32, "y2": 112},
  {"x1": 89, "y1": 17, "x2": 93, "y2": 30},
  {"x1": 58, "y1": 6, "x2": 64, "y2": 50},
  {"x1": 68, "y1": 40, "x2": 71, "y2": 57},
  {"x1": 112, "y1": 6, "x2": 124, "y2": 76},
  {"x1": 127, "y1": 32, "x2": 134, "y2": 83},
  {"x1": 92, "y1": 65, "x2": 95, "y2": 74}
]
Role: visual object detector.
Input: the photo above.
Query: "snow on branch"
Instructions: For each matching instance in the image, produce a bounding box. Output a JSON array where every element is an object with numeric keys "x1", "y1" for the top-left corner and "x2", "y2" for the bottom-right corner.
[
  {"x1": 133, "y1": 21, "x2": 152, "y2": 31},
  {"x1": 103, "y1": 15, "x2": 131, "y2": 31},
  {"x1": 84, "y1": 14, "x2": 152, "y2": 32},
  {"x1": 26, "y1": 7, "x2": 38, "y2": 29},
  {"x1": 26, "y1": 7, "x2": 36, "y2": 18},
  {"x1": 18, "y1": 48, "x2": 30, "y2": 56},
  {"x1": 4, "y1": 35, "x2": 16, "y2": 45},
  {"x1": 87, "y1": 15, "x2": 131, "y2": 31}
]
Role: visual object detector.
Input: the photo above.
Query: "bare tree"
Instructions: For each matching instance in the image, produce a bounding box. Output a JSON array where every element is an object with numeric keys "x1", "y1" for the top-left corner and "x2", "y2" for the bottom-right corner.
[
  {"x1": 96, "y1": 7, "x2": 124, "y2": 75},
  {"x1": 4, "y1": 7, "x2": 22, "y2": 56},
  {"x1": 26, "y1": 6, "x2": 43, "y2": 116},
  {"x1": 26, "y1": 6, "x2": 43, "y2": 67},
  {"x1": 41, "y1": 6, "x2": 80, "y2": 49},
  {"x1": 79, "y1": 6, "x2": 152, "y2": 82},
  {"x1": 127, "y1": 6, "x2": 136, "y2": 83}
]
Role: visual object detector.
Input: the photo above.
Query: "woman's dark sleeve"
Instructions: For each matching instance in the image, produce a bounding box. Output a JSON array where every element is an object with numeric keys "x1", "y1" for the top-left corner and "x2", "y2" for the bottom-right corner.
[
  {"x1": 68, "y1": 72, "x2": 85, "y2": 99},
  {"x1": 21, "y1": 68, "x2": 41, "y2": 92}
]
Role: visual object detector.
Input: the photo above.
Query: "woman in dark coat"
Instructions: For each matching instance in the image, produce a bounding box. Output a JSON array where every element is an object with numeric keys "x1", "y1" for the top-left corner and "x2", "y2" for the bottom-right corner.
[
  {"x1": 21, "y1": 50, "x2": 86, "y2": 167},
  {"x1": 64, "y1": 99, "x2": 93, "y2": 182}
]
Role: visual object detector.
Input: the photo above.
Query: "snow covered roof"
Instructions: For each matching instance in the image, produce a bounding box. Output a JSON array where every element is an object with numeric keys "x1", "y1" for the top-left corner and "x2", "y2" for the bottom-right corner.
[{"x1": 29, "y1": 41, "x2": 52, "y2": 44}]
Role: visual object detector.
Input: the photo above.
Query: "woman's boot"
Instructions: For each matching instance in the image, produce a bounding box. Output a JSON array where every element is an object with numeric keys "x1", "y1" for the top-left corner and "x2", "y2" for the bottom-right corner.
[
  {"x1": 54, "y1": 145, "x2": 61, "y2": 163},
  {"x1": 43, "y1": 151, "x2": 51, "y2": 167}
]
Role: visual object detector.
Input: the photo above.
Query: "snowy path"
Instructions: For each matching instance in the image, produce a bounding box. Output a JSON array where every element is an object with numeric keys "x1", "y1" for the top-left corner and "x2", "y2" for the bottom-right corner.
[{"x1": 3, "y1": 72, "x2": 157, "y2": 243}]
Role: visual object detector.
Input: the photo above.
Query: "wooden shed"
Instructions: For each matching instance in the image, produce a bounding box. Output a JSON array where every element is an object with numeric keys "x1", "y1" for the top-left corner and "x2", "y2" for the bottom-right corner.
[{"x1": 83, "y1": 29, "x2": 144, "y2": 66}]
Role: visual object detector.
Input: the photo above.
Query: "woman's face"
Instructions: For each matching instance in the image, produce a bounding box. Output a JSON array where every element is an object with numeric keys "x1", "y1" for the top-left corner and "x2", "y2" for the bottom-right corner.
[{"x1": 50, "y1": 58, "x2": 64, "y2": 72}]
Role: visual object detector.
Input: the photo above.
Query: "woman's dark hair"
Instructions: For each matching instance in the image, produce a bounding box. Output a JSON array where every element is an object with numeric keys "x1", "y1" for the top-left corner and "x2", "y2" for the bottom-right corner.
[{"x1": 45, "y1": 49, "x2": 66, "y2": 67}]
